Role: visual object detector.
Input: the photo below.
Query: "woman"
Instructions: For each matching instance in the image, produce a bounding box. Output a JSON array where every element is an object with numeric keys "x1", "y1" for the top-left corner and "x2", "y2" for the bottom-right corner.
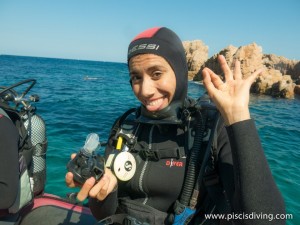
[{"x1": 66, "y1": 27, "x2": 285, "y2": 224}]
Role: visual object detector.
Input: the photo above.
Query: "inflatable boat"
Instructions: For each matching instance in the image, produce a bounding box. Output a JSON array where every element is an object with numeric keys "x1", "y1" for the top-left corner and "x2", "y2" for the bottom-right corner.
[
  {"x1": 22, "y1": 194, "x2": 97, "y2": 225},
  {"x1": 1, "y1": 193, "x2": 97, "y2": 225}
]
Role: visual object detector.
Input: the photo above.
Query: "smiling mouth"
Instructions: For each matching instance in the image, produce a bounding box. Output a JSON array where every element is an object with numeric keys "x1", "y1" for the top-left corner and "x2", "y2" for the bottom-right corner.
[
  {"x1": 144, "y1": 97, "x2": 166, "y2": 111},
  {"x1": 146, "y1": 98, "x2": 163, "y2": 106}
]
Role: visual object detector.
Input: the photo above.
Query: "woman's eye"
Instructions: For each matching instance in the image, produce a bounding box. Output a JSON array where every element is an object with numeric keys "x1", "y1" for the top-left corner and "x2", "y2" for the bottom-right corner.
[
  {"x1": 130, "y1": 75, "x2": 140, "y2": 83},
  {"x1": 152, "y1": 71, "x2": 162, "y2": 79}
]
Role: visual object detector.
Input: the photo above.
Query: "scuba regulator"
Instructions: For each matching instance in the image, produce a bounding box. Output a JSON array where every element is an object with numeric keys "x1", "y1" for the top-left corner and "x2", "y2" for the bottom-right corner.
[{"x1": 67, "y1": 133, "x2": 105, "y2": 184}]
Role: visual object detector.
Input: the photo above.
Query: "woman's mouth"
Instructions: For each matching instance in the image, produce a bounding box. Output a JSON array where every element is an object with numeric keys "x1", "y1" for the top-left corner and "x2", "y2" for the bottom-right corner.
[{"x1": 145, "y1": 98, "x2": 165, "y2": 111}]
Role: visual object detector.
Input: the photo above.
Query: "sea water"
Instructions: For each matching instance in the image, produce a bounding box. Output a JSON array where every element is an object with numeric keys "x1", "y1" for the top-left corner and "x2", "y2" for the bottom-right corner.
[{"x1": 0, "y1": 55, "x2": 299, "y2": 224}]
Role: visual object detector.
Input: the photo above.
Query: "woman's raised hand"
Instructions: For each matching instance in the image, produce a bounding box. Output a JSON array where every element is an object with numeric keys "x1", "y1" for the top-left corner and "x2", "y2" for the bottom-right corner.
[{"x1": 202, "y1": 55, "x2": 262, "y2": 125}]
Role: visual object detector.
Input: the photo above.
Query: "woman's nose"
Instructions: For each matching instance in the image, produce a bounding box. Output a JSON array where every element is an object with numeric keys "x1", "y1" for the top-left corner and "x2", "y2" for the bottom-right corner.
[{"x1": 141, "y1": 77, "x2": 155, "y2": 97}]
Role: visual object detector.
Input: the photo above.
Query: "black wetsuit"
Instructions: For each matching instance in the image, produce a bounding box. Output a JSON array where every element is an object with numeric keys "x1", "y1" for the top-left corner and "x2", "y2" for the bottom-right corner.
[
  {"x1": 89, "y1": 118, "x2": 285, "y2": 224},
  {"x1": 0, "y1": 114, "x2": 19, "y2": 210}
]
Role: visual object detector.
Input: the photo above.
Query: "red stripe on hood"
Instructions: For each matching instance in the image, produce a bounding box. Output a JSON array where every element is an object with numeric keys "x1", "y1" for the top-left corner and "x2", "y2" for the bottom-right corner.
[{"x1": 131, "y1": 27, "x2": 161, "y2": 42}]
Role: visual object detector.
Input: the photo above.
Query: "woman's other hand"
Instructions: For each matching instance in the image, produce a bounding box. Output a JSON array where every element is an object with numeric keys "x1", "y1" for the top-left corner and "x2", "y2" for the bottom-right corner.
[{"x1": 65, "y1": 154, "x2": 118, "y2": 202}]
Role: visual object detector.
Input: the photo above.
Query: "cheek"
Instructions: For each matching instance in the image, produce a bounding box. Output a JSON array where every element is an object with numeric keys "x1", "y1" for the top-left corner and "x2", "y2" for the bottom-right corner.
[
  {"x1": 163, "y1": 78, "x2": 176, "y2": 99},
  {"x1": 131, "y1": 85, "x2": 140, "y2": 97}
]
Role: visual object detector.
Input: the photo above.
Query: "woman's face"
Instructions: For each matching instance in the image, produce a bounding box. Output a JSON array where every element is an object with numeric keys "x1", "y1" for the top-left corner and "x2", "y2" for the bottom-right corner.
[{"x1": 129, "y1": 54, "x2": 176, "y2": 112}]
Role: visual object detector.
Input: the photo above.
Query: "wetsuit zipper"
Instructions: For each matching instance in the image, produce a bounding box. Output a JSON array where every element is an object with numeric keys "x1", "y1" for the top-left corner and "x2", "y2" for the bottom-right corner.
[{"x1": 139, "y1": 125, "x2": 154, "y2": 205}]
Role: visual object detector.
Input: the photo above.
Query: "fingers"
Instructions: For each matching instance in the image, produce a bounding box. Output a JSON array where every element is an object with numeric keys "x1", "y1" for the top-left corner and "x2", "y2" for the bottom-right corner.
[
  {"x1": 97, "y1": 180, "x2": 110, "y2": 200},
  {"x1": 233, "y1": 60, "x2": 242, "y2": 80},
  {"x1": 202, "y1": 68, "x2": 216, "y2": 99},
  {"x1": 247, "y1": 68, "x2": 263, "y2": 84},
  {"x1": 89, "y1": 169, "x2": 117, "y2": 201},
  {"x1": 65, "y1": 172, "x2": 77, "y2": 188},
  {"x1": 66, "y1": 171, "x2": 115, "y2": 202},
  {"x1": 202, "y1": 68, "x2": 223, "y2": 93},
  {"x1": 218, "y1": 55, "x2": 261, "y2": 85},
  {"x1": 89, "y1": 176, "x2": 107, "y2": 198},
  {"x1": 218, "y1": 55, "x2": 233, "y2": 82},
  {"x1": 95, "y1": 177, "x2": 110, "y2": 201},
  {"x1": 71, "y1": 153, "x2": 76, "y2": 160},
  {"x1": 66, "y1": 154, "x2": 117, "y2": 202},
  {"x1": 76, "y1": 177, "x2": 96, "y2": 201},
  {"x1": 66, "y1": 154, "x2": 79, "y2": 188}
]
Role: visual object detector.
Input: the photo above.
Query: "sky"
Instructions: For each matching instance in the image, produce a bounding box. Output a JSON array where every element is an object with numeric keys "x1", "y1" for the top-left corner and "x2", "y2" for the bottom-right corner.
[{"x1": 0, "y1": 0, "x2": 299, "y2": 63}]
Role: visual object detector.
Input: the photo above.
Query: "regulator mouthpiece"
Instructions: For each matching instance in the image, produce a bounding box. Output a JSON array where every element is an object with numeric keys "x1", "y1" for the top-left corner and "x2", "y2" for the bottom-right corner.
[
  {"x1": 67, "y1": 133, "x2": 104, "y2": 184},
  {"x1": 82, "y1": 133, "x2": 100, "y2": 155}
]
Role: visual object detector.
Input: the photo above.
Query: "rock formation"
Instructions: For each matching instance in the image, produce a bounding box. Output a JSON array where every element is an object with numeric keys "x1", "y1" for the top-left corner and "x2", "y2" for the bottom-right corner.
[
  {"x1": 182, "y1": 40, "x2": 208, "y2": 80},
  {"x1": 295, "y1": 85, "x2": 300, "y2": 95},
  {"x1": 183, "y1": 41, "x2": 300, "y2": 99}
]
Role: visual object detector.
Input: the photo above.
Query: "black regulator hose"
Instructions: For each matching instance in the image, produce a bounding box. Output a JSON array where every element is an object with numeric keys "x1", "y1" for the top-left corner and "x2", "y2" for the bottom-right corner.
[{"x1": 179, "y1": 110, "x2": 207, "y2": 207}]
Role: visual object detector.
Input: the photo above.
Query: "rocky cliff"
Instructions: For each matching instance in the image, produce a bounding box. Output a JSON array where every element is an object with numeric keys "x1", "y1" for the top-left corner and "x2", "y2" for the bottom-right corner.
[{"x1": 183, "y1": 41, "x2": 300, "y2": 99}]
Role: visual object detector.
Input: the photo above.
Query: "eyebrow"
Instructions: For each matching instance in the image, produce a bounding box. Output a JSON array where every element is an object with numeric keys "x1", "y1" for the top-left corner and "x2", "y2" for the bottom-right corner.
[{"x1": 130, "y1": 64, "x2": 166, "y2": 75}]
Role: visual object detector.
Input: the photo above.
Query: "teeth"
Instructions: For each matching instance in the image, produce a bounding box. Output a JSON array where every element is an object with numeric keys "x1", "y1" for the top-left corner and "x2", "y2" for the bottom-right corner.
[{"x1": 146, "y1": 98, "x2": 162, "y2": 106}]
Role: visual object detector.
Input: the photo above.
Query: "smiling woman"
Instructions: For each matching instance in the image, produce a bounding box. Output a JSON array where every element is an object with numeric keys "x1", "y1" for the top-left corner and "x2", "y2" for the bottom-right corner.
[
  {"x1": 63, "y1": 27, "x2": 286, "y2": 225},
  {"x1": 126, "y1": 27, "x2": 188, "y2": 122}
]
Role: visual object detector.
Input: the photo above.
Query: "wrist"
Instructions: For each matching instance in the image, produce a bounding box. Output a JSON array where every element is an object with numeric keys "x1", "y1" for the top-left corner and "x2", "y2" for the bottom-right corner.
[{"x1": 223, "y1": 108, "x2": 251, "y2": 126}]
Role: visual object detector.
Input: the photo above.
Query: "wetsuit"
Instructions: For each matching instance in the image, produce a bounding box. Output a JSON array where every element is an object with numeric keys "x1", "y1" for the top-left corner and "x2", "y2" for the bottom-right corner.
[
  {"x1": 0, "y1": 113, "x2": 19, "y2": 210},
  {"x1": 89, "y1": 117, "x2": 285, "y2": 225},
  {"x1": 89, "y1": 27, "x2": 285, "y2": 224}
]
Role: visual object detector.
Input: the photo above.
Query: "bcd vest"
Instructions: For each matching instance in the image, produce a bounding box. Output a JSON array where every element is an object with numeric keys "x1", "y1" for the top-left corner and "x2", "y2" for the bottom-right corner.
[{"x1": 100, "y1": 96, "x2": 230, "y2": 225}]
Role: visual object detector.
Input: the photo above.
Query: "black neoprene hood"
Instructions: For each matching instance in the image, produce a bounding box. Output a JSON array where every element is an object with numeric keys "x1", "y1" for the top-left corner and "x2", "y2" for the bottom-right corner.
[{"x1": 127, "y1": 27, "x2": 188, "y2": 123}]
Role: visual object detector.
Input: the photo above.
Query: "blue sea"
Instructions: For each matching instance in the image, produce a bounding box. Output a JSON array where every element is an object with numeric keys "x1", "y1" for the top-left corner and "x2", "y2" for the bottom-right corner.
[{"x1": 0, "y1": 55, "x2": 299, "y2": 224}]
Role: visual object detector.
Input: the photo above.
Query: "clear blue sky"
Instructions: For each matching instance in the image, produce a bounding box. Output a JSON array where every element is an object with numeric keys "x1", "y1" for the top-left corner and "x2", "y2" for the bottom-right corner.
[{"x1": 1, "y1": 0, "x2": 299, "y2": 62}]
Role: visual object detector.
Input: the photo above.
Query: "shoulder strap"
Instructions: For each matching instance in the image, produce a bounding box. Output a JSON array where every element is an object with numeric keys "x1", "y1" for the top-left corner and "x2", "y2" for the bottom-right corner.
[
  {"x1": 110, "y1": 108, "x2": 137, "y2": 136},
  {"x1": 188, "y1": 110, "x2": 220, "y2": 206},
  {"x1": 203, "y1": 117, "x2": 232, "y2": 214},
  {"x1": 119, "y1": 107, "x2": 137, "y2": 125},
  {"x1": 105, "y1": 107, "x2": 139, "y2": 151},
  {"x1": 173, "y1": 101, "x2": 220, "y2": 224}
]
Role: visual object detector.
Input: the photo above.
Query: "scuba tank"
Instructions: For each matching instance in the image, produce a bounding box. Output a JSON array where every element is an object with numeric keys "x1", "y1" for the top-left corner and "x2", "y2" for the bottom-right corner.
[
  {"x1": 0, "y1": 79, "x2": 48, "y2": 196},
  {"x1": 23, "y1": 111, "x2": 47, "y2": 195}
]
